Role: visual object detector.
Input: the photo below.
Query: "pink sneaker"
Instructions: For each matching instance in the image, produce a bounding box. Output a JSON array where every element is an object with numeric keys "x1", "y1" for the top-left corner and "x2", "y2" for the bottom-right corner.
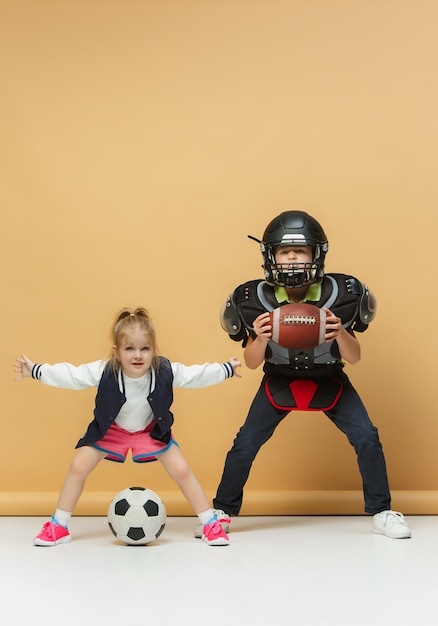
[
  {"x1": 33, "y1": 518, "x2": 71, "y2": 546},
  {"x1": 202, "y1": 519, "x2": 230, "y2": 546},
  {"x1": 194, "y1": 509, "x2": 231, "y2": 538}
]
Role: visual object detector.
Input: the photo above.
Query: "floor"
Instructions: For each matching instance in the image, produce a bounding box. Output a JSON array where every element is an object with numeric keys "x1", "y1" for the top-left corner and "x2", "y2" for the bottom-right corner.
[{"x1": 1, "y1": 515, "x2": 436, "y2": 626}]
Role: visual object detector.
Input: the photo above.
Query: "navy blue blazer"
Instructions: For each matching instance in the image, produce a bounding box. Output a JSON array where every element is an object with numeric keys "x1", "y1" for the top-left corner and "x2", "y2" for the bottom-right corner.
[{"x1": 76, "y1": 357, "x2": 174, "y2": 448}]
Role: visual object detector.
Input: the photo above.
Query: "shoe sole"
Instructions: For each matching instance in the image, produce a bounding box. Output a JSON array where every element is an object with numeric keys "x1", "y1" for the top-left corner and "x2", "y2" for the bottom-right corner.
[
  {"x1": 33, "y1": 535, "x2": 72, "y2": 546},
  {"x1": 372, "y1": 528, "x2": 411, "y2": 539},
  {"x1": 202, "y1": 536, "x2": 229, "y2": 546}
]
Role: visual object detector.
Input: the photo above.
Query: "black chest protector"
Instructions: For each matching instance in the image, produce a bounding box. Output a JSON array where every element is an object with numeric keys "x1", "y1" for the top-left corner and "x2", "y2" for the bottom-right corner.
[{"x1": 223, "y1": 273, "x2": 372, "y2": 371}]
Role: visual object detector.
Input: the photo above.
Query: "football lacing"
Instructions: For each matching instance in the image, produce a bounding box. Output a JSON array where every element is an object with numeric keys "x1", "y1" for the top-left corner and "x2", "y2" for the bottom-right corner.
[{"x1": 282, "y1": 315, "x2": 317, "y2": 325}]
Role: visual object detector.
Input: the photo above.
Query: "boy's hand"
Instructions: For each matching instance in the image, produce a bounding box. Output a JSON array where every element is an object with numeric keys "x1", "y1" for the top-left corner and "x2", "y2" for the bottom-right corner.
[
  {"x1": 13, "y1": 354, "x2": 34, "y2": 381},
  {"x1": 252, "y1": 312, "x2": 272, "y2": 341},
  {"x1": 323, "y1": 307, "x2": 343, "y2": 341},
  {"x1": 228, "y1": 357, "x2": 242, "y2": 378},
  {"x1": 323, "y1": 307, "x2": 361, "y2": 364}
]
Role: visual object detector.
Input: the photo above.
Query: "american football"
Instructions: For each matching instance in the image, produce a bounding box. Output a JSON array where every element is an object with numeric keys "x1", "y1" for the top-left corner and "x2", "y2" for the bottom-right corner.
[{"x1": 269, "y1": 303, "x2": 326, "y2": 350}]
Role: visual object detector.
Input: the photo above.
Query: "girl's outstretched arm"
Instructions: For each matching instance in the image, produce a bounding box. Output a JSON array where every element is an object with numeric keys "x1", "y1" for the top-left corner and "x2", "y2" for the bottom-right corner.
[{"x1": 13, "y1": 354, "x2": 35, "y2": 381}]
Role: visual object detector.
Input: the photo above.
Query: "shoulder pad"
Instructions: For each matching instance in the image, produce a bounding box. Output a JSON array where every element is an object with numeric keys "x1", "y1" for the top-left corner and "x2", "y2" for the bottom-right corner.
[
  {"x1": 359, "y1": 282, "x2": 377, "y2": 325},
  {"x1": 234, "y1": 280, "x2": 261, "y2": 304},
  {"x1": 348, "y1": 278, "x2": 377, "y2": 327},
  {"x1": 219, "y1": 292, "x2": 245, "y2": 339}
]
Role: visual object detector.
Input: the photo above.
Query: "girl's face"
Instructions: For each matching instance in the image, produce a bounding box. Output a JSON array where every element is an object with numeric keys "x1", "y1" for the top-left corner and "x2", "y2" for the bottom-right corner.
[
  {"x1": 274, "y1": 245, "x2": 313, "y2": 267},
  {"x1": 113, "y1": 328, "x2": 154, "y2": 378}
]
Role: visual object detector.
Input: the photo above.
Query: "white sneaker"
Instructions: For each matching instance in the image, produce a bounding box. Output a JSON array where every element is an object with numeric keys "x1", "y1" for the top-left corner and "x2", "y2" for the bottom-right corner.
[
  {"x1": 194, "y1": 509, "x2": 231, "y2": 539},
  {"x1": 372, "y1": 510, "x2": 411, "y2": 539}
]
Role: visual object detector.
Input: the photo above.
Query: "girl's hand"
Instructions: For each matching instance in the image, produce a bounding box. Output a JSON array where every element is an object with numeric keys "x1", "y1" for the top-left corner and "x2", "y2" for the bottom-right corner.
[
  {"x1": 252, "y1": 312, "x2": 272, "y2": 341},
  {"x1": 13, "y1": 354, "x2": 34, "y2": 381},
  {"x1": 228, "y1": 357, "x2": 242, "y2": 378}
]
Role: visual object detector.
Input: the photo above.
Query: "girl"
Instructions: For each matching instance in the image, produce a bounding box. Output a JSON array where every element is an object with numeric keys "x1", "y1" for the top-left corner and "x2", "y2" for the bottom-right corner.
[{"x1": 14, "y1": 307, "x2": 241, "y2": 547}]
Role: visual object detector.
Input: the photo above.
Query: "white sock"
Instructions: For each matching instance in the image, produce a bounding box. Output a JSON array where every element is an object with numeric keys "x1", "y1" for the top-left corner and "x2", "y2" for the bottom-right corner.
[
  {"x1": 198, "y1": 508, "x2": 215, "y2": 525},
  {"x1": 54, "y1": 509, "x2": 71, "y2": 528}
]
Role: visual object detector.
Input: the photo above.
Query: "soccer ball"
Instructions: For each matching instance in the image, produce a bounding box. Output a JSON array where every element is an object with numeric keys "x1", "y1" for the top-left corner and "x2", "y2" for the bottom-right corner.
[{"x1": 107, "y1": 486, "x2": 167, "y2": 545}]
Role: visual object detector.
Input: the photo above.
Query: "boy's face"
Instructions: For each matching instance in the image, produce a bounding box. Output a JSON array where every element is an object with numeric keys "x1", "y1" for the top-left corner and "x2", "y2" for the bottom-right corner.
[{"x1": 274, "y1": 245, "x2": 313, "y2": 267}]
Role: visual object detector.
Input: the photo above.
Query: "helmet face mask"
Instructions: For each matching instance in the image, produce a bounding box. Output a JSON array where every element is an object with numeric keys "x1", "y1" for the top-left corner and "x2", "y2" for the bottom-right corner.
[{"x1": 253, "y1": 211, "x2": 329, "y2": 288}]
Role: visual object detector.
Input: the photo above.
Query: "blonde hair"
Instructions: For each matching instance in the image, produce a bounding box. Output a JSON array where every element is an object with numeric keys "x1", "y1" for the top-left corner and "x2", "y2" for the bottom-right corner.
[{"x1": 107, "y1": 307, "x2": 161, "y2": 375}]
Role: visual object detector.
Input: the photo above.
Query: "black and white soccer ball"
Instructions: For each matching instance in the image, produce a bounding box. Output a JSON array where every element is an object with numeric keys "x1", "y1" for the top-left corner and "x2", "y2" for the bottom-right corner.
[{"x1": 107, "y1": 486, "x2": 167, "y2": 545}]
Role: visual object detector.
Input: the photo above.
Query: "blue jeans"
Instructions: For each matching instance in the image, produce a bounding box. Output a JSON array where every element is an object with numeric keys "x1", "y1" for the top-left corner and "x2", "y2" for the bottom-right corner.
[{"x1": 214, "y1": 370, "x2": 391, "y2": 516}]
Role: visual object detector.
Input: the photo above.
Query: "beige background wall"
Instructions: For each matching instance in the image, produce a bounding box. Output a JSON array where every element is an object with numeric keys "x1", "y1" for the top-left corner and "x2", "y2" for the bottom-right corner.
[{"x1": 1, "y1": 0, "x2": 437, "y2": 516}]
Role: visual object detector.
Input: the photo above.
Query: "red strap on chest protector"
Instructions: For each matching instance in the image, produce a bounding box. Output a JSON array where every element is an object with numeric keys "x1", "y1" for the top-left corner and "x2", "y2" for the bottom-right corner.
[{"x1": 264, "y1": 377, "x2": 343, "y2": 411}]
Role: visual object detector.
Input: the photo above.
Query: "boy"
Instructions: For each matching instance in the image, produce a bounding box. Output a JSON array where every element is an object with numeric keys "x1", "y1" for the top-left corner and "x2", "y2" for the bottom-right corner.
[{"x1": 199, "y1": 210, "x2": 410, "y2": 539}]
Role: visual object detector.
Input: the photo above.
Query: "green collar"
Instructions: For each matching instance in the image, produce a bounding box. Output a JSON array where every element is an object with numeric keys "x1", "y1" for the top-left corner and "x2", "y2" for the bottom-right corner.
[{"x1": 274, "y1": 282, "x2": 322, "y2": 304}]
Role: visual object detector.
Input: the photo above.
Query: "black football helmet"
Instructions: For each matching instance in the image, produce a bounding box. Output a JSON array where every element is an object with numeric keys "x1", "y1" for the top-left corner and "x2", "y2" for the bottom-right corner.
[{"x1": 249, "y1": 211, "x2": 329, "y2": 288}]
